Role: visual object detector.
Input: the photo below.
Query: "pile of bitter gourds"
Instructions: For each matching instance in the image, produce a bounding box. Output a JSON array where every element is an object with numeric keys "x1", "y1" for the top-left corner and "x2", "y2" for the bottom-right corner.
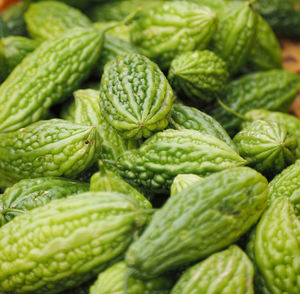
[{"x1": 0, "y1": 0, "x2": 300, "y2": 293}]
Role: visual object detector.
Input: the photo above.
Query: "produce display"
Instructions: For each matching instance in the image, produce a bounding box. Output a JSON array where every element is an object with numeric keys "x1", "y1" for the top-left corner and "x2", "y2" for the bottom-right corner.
[{"x1": 0, "y1": 0, "x2": 300, "y2": 293}]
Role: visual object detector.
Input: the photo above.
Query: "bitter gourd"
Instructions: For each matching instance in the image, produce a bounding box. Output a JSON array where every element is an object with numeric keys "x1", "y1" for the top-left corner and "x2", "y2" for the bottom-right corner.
[
  {"x1": 169, "y1": 104, "x2": 236, "y2": 150},
  {"x1": 244, "y1": 14, "x2": 282, "y2": 71},
  {"x1": 0, "y1": 27, "x2": 103, "y2": 132},
  {"x1": 170, "y1": 174, "x2": 203, "y2": 196},
  {"x1": 99, "y1": 53, "x2": 174, "y2": 139},
  {"x1": 0, "y1": 191, "x2": 147, "y2": 293},
  {"x1": 93, "y1": 22, "x2": 130, "y2": 42},
  {"x1": 125, "y1": 167, "x2": 268, "y2": 278},
  {"x1": 187, "y1": 0, "x2": 228, "y2": 10},
  {"x1": 130, "y1": 1, "x2": 217, "y2": 70},
  {"x1": 245, "y1": 109, "x2": 300, "y2": 158},
  {"x1": 0, "y1": 177, "x2": 89, "y2": 226},
  {"x1": 170, "y1": 245, "x2": 254, "y2": 294},
  {"x1": 268, "y1": 160, "x2": 300, "y2": 214},
  {"x1": 25, "y1": 1, "x2": 92, "y2": 42},
  {"x1": 233, "y1": 120, "x2": 297, "y2": 178},
  {"x1": 117, "y1": 129, "x2": 246, "y2": 193},
  {"x1": 0, "y1": 119, "x2": 99, "y2": 188},
  {"x1": 246, "y1": 197, "x2": 300, "y2": 294},
  {"x1": 209, "y1": 1, "x2": 257, "y2": 74},
  {"x1": 90, "y1": 161, "x2": 151, "y2": 209},
  {"x1": 90, "y1": 261, "x2": 173, "y2": 294},
  {"x1": 0, "y1": 36, "x2": 38, "y2": 82},
  {"x1": 168, "y1": 50, "x2": 229, "y2": 105},
  {"x1": 72, "y1": 89, "x2": 138, "y2": 161},
  {"x1": 206, "y1": 69, "x2": 300, "y2": 135}
]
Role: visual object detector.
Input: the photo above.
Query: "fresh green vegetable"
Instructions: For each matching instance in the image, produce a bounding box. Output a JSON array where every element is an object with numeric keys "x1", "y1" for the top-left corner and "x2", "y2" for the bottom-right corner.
[
  {"x1": 99, "y1": 53, "x2": 174, "y2": 139},
  {"x1": 170, "y1": 245, "x2": 254, "y2": 294},
  {"x1": 0, "y1": 177, "x2": 89, "y2": 226},
  {"x1": 0, "y1": 119, "x2": 99, "y2": 188},
  {"x1": 170, "y1": 174, "x2": 203, "y2": 196},
  {"x1": 125, "y1": 167, "x2": 268, "y2": 278}
]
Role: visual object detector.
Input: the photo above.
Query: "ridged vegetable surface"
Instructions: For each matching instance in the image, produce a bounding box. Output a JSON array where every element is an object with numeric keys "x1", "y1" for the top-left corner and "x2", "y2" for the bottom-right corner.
[
  {"x1": 0, "y1": 177, "x2": 89, "y2": 226},
  {"x1": 99, "y1": 53, "x2": 174, "y2": 139},
  {"x1": 90, "y1": 261, "x2": 173, "y2": 294},
  {"x1": 210, "y1": 1, "x2": 257, "y2": 74},
  {"x1": 206, "y1": 70, "x2": 300, "y2": 135},
  {"x1": 168, "y1": 50, "x2": 229, "y2": 105},
  {"x1": 246, "y1": 197, "x2": 300, "y2": 294},
  {"x1": 72, "y1": 89, "x2": 138, "y2": 161},
  {"x1": 25, "y1": 1, "x2": 92, "y2": 42},
  {"x1": 245, "y1": 109, "x2": 300, "y2": 158},
  {"x1": 90, "y1": 162, "x2": 151, "y2": 209},
  {"x1": 0, "y1": 192, "x2": 147, "y2": 293},
  {"x1": 117, "y1": 129, "x2": 246, "y2": 193},
  {"x1": 0, "y1": 119, "x2": 99, "y2": 188},
  {"x1": 170, "y1": 174, "x2": 203, "y2": 196},
  {"x1": 170, "y1": 104, "x2": 236, "y2": 150},
  {"x1": 0, "y1": 36, "x2": 38, "y2": 82},
  {"x1": 130, "y1": 1, "x2": 217, "y2": 69},
  {"x1": 268, "y1": 160, "x2": 300, "y2": 213},
  {"x1": 125, "y1": 167, "x2": 268, "y2": 278},
  {"x1": 170, "y1": 245, "x2": 254, "y2": 294},
  {"x1": 233, "y1": 120, "x2": 297, "y2": 177},
  {"x1": 245, "y1": 14, "x2": 282, "y2": 71},
  {"x1": 0, "y1": 27, "x2": 103, "y2": 132}
]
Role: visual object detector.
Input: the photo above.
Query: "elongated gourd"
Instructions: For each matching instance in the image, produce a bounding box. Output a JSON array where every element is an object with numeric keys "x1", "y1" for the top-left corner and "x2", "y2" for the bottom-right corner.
[
  {"x1": 170, "y1": 245, "x2": 254, "y2": 294},
  {"x1": 125, "y1": 167, "x2": 268, "y2": 278},
  {"x1": 0, "y1": 177, "x2": 89, "y2": 226},
  {"x1": 117, "y1": 129, "x2": 246, "y2": 193},
  {"x1": 246, "y1": 197, "x2": 300, "y2": 293},
  {"x1": 0, "y1": 27, "x2": 103, "y2": 132},
  {"x1": 25, "y1": 1, "x2": 92, "y2": 42},
  {"x1": 130, "y1": 1, "x2": 217, "y2": 70},
  {"x1": 0, "y1": 119, "x2": 99, "y2": 188},
  {"x1": 90, "y1": 261, "x2": 173, "y2": 294},
  {"x1": 0, "y1": 192, "x2": 147, "y2": 293}
]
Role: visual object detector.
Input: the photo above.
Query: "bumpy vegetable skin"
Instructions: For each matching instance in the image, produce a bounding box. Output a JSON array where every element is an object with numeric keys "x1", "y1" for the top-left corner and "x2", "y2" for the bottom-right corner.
[
  {"x1": 0, "y1": 27, "x2": 103, "y2": 132},
  {"x1": 168, "y1": 50, "x2": 229, "y2": 105},
  {"x1": 170, "y1": 104, "x2": 236, "y2": 150},
  {"x1": 207, "y1": 70, "x2": 300, "y2": 135},
  {"x1": 125, "y1": 167, "x2": 268, "y2": 278},
  {"x1": 90, "y1": 261, "x2": 173, "y2": 294},
  {"x1": 246, "y1": 197, "x2": 300, "y2": 294},
  {"x1": 0, "y1": 192, "x2": 147, "y2": 293},
  {"x1": 117, "y1": 129, "x2": 246, "y2": 193},
  {"x1": 99, "y1": 53, "x2": 174, "y2": 139},
  {"x1": 25, "y1": 1, "x2": 92, "y2": 41},
  {"x1": 170, "y1": 174, "x2": 203, "y2": 196},
  {"x1": 171, "y1": 245, "x2": 254, "y2": 294},
  {"x1": 0, "y1": 119, "x2": 99, "y2": 188},
  {"x1": 0, "y1": 177, "x2": 89, "y2": 226},
  {"x1": 234, "y1": 120, "x2": 297, "y2": 177},
  {"x1": 130, "y1": 1, "x2": 217, "y2": 69}
]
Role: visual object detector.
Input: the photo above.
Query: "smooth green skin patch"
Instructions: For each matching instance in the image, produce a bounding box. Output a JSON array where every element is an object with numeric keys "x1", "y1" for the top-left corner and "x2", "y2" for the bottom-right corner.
[
  {"x1": 125, "y1": 167, "x2": 268, "y2": 278},
  {"x1": 99, "y1": 53, "x2": 174, "y2": 140},
  {"x1": 0, "y1": 192, "x2": 147, "y2": 294},
  {"x1": 171, "y1": 245, "x2": 254, "y2": 294}
]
